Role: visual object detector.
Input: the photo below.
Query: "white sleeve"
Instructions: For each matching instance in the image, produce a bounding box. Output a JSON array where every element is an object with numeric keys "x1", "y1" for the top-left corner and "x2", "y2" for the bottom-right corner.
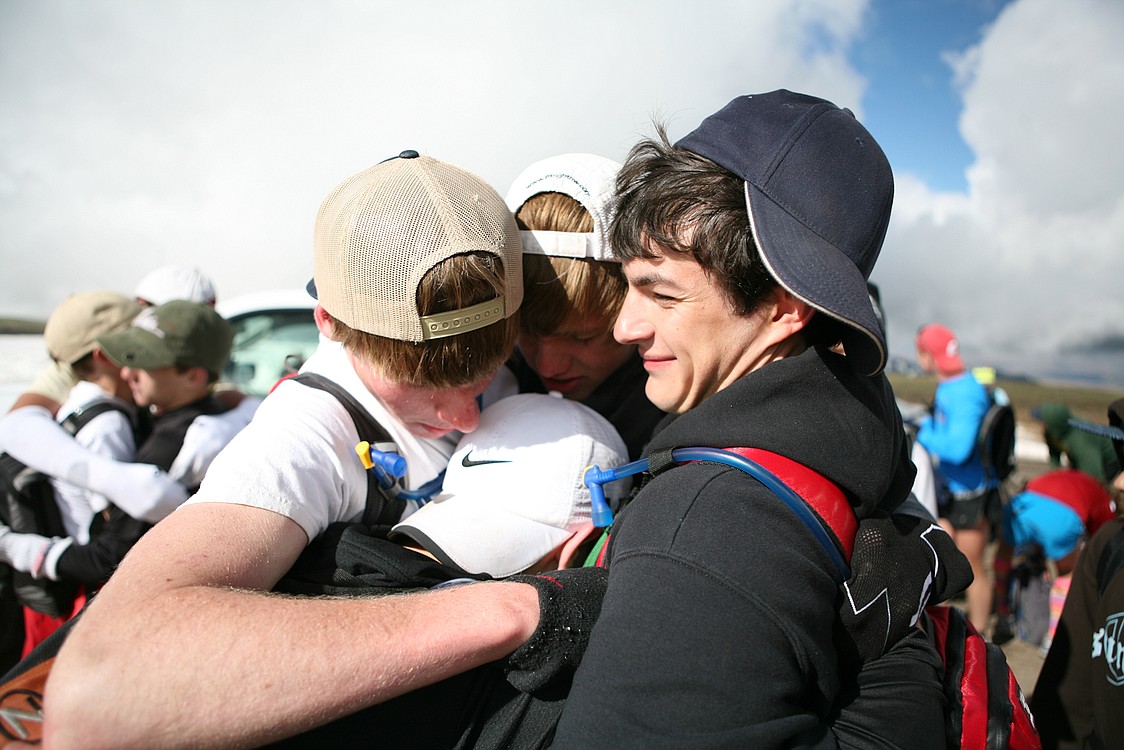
[
  {"x1": 169, "y1": 396, "x2": 262, "y2": 489},
  {"x1": 186, "y1": 387, "x2": 366, "y2": 542},
  {"x1": 74, "y1": 409, "x2": 138, "y2": 513},
  {"x1": 910, "y1": 441, "x2": 939, "y2": 520},
  {"x1": 0, "y1": 406, "x2": 186, "y2": 524},
  {"x1": 0, "y1": 406, "x2": 91, "y2": 474}
]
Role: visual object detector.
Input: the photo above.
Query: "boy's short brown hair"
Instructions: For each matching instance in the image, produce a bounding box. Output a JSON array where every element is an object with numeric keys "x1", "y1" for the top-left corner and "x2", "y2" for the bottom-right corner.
[{"x1": 331, "y1": 251, "x2": 518, "y2": 388}]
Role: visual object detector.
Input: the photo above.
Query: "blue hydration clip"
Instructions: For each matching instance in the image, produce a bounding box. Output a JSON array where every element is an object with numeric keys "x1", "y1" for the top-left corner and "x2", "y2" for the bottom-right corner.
[
  {"x1": 583, "y1": 447, "x2": 850, "y2": 579},
  {"x1": 355, "y1": 441, "x2": 407, "y2": 489},
  {"x1": 583, "y1": 458, "x2": 649, "y2": 528},
  {"x1": 355, "y1": 442, "x2": 444, "y2": 506}
]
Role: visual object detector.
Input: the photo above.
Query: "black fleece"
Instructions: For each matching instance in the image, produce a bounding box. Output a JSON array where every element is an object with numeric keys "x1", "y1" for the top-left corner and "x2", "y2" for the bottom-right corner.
[{"x1": 551, "y1": 346, "x2": 921, "y2": 749}]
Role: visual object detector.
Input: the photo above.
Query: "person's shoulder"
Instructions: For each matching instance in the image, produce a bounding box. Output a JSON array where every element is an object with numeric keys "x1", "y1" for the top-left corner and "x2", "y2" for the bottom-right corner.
[
  {"x1": 238, "y1": 377, "x2": 369, "y2": 458},
  {"x1": 1087, "y1": 516, "x2": 1124, "y2": 556},
  {"x1": 57, "y1": 381, "x2": 117, "y2": 417},
  {"x1": 620, "y1": 463, "x2": 794, "y2": 550},
  {"x1": 25, "y1": 359, "x2": 77, "y2": 404}
]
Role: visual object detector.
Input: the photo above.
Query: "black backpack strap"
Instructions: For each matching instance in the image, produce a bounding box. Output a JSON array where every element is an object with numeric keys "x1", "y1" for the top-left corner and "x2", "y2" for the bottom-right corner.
[
  {"x1": 60, "y1": 400, "x2": 133, "y2": 439},
  {"x1": 645, "y1": 447, "x2": 678, "y2": 477},
  {"x1": 1096, "y1": 524, "x2": 1124, "y2": 600},
  {"x1": 288, "y1": 373, "x2": 405, "y2": 529}
]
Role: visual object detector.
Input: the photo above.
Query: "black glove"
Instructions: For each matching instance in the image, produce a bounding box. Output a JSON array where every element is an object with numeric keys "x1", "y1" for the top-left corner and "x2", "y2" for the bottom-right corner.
[
  {"x1": 503, "y1": 566, "x2": 608, "y2": 693},
  {"x1": 837, "y1": 513, "x2": 973, "y2": 665}
]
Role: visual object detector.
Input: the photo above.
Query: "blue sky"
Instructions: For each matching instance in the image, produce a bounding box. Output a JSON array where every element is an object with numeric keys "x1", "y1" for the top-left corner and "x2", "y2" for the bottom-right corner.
[
  {"x1": 860, "y1": 0, "x2": 1012, "y2": 192},
  {"x1": 1, "y1": 0, "x2": 1122, "y2": 386}
]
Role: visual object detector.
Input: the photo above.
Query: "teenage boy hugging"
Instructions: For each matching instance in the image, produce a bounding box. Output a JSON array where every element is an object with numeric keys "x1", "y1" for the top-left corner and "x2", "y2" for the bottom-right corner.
[
  {"x1": 0, "y1": 291, "x2": 142, "y2": 662},
  {"x1": 43, "y1": 152, "x2": 562, "y2": 748},
  {"x1": 1, "y1": 301, "x2": 233, "y2": 593}
]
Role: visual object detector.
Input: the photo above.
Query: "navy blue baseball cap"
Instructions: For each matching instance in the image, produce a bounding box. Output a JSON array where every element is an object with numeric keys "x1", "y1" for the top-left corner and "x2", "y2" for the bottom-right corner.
[{"x1": 676, "y1": 90, "x2": 894, "y2": 376}]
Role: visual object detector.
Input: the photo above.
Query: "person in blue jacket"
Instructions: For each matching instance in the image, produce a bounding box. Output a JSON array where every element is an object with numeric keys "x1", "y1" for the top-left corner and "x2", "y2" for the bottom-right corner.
[{"x1": 915, "y1": 322, "x2": 998, "y2": 632}]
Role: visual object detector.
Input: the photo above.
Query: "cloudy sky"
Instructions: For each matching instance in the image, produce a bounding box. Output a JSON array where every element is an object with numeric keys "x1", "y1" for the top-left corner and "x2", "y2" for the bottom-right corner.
[{"x1": 1, "y1": 0, "x2": 1122, "y2": 385}]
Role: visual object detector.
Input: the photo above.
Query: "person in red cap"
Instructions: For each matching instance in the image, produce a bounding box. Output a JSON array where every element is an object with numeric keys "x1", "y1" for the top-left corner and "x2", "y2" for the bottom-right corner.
[{"x1": 915, "y1": 322, "x2": 1000, "y2": 633}]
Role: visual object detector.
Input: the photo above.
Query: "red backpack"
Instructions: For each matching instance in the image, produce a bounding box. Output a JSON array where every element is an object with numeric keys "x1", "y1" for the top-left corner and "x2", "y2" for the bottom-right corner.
[{"x1": 586, "y1": 446, "x2": 1041, "y2": 750}]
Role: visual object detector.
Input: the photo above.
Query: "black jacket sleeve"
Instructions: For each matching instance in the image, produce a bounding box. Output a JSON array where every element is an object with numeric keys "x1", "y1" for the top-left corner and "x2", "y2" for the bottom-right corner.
[{"x1": 54, "y1": 506, "x2": 150, "y2": 585}]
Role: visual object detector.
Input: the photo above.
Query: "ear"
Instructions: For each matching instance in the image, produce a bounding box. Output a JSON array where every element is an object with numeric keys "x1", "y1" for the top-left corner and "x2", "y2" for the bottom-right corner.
[
  {"x1": 313, "y1": 304, "x2": 337, "y2": 338},
  {"x1": 91, "y1": 347, "x2": 116, "y2": 367},
  {"x1": 186, "y1": 366, "x2": 211, "y2": 390},
  {"x1": 767, "y1": 288, "x2": 815, "y2": 339}
]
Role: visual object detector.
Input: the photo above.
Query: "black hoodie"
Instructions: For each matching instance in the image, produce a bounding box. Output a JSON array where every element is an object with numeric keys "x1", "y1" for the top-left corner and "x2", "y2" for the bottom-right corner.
[{"x1": 552, "y1": 346, "x2": 921, "y2": 749}]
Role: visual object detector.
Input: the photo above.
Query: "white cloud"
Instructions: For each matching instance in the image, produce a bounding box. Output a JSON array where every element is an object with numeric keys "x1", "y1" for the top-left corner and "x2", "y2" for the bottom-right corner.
[
  {"x1": 0, "y1": 0, "x2": 867, "y2": 319},
  {"x1": 3, "y1": 0, "x2": 1119, "y2": 384},
  {"x1": 877, "y1": 0, "x2": 1124, "y2": 382}
]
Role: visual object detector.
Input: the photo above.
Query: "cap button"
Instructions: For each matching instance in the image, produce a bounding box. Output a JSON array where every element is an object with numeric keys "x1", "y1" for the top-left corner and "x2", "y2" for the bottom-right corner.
[{"x1": 399, "y1": 149, "x2": 419, "y2": 159}]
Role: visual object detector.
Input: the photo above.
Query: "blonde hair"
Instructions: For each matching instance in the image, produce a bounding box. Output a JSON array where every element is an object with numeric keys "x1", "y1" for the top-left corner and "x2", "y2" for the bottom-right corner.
[
  {"x1": 332, "y1": 251, "x2": 518, "y2": 388},
  {"x1": 516, "y1": 192, "x2": 627, "y2": 338}
]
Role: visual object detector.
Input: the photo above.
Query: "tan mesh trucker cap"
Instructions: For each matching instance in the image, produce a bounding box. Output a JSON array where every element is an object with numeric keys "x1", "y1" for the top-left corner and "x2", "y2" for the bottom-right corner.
[
  {"x1": 312, "y1": 150, "x2": 523, "y2": 341},
  {"x1": 44, "y1": 291, "x2": 142, "y2": 364}
]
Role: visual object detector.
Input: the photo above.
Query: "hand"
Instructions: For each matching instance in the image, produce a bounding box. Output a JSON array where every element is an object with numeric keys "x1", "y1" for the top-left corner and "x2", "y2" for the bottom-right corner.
[
  {"x1": 503, "y1": 567, "x2": 609, "y2": 693},
  {"x1": 837, "y1": 513, "x2": 972, "y2": 664},
  {"x1": 0, "y1": 524, "x2": 55, "y2": 577}
]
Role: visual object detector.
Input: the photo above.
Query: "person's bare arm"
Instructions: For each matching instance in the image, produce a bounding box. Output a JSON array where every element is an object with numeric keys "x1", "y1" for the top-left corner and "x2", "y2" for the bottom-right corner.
[
  {"x1": 7, "y1": 390, "x2": 60, "y2": 416},
  {"x1": 44, "y1": 502, "x2": 540, "y2": 750}
]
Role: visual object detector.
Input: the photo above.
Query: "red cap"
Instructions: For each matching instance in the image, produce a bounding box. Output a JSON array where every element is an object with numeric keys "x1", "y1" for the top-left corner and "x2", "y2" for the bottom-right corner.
[{"x1": 916, "y1": 324, "x2": 964, "y2": 375}]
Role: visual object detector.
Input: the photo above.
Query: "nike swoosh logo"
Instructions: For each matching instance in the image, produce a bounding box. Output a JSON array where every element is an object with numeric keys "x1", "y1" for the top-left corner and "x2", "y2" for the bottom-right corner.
[{"x1": 461, "y1": 453, "x2": 512, "y2": 468}]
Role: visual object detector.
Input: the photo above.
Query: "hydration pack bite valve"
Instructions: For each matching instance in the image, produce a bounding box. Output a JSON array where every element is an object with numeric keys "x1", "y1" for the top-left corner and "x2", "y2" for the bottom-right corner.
[
  {"x1": 583, "y1": 458, "x2": 650, "y2": 528},
  {"x1": 356, "y1": 441, "x2": 408, "y2": 489}
]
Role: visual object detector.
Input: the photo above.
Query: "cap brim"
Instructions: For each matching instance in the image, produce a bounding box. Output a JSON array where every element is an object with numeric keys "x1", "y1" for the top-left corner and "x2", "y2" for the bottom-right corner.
[
  {"x1": 97, "y1": 328, "x2": 176, "y2": 370},
  {"x1": 747, "y1": 183, "x2": 886, "y2": 376},
  {"x1": 391, "y1": 494, "x2": 575, "y2": 578}
]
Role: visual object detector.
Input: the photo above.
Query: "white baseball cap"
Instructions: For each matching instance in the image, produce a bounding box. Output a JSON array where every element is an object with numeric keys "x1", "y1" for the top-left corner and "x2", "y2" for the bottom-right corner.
[
  {"x1": 390, "y1": 393, "x2": 628, "y2": 577},
  {"x1": 134, "y1": 265, "x2": 217, "y2": 306},
  {"x1": 505, "y1": 153, "x2": 621, "y2": 262}
]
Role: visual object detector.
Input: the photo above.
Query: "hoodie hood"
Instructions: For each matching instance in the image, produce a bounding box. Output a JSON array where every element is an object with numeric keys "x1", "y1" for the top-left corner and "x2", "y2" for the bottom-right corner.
[{"x1": 646, "y1": 346, "x2": 913, "y2": 519}]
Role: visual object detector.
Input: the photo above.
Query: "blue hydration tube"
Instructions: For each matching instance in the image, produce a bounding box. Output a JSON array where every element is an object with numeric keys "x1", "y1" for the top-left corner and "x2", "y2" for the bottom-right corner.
[
  {"x1": 583, "y1": 447, "x2": 850, "y2": 579},
  {"x1": 397, "y1": 472, "x2": 445, "y2": 505}
]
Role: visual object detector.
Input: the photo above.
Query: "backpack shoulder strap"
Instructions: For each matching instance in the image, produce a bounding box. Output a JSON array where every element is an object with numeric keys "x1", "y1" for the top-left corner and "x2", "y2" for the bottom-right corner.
[
  {"x1": 587, "y1": 446, "x2": 857, "y2": 575},
  {"x1": 977, "y1": 399, "x2": 1017, "y2": 483},
  {"x1": 1096, "y1": 523, "x2": 1124, "y2": 600},
  {"x1": 60, "y1": 400, "x2": 133, "y2": 438},
  {"x1": 721, "y1": 447, "x2": 857, "y2": 562},
  {"x1": 287, "y1": 373, "x2": 405, "y2": 529}
]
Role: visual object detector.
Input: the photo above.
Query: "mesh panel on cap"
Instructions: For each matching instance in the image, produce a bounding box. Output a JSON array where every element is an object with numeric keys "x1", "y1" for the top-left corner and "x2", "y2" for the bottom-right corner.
[{"x1": 314, "y1": 155, "x2": 522, "y2": 341}]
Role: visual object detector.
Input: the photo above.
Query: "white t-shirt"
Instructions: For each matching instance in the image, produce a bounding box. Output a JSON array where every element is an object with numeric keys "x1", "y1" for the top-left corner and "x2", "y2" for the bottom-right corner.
[
  {"x1": 50, "y1": 381, "x2": 137, "y2": 542},
  {"x1": 186, "y1": 339, "x2": 458, "y2": 542}
]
